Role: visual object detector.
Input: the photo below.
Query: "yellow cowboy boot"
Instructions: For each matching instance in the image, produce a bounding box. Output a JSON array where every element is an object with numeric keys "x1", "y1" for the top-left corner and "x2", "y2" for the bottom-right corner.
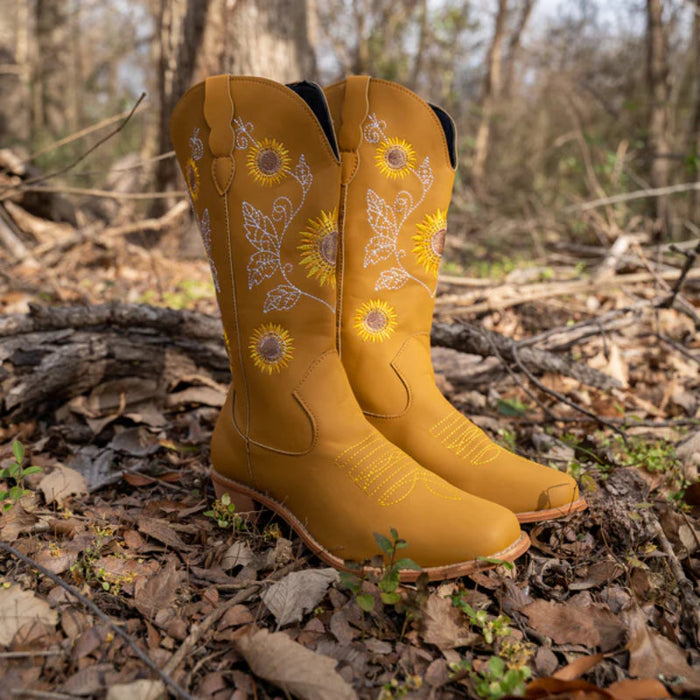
[
  {"x1": 170, "y1": 75, "x2": 529, "y2": 579},
  {"x1": 324, "y1": 76, "x2": 586, "y2": 522}
]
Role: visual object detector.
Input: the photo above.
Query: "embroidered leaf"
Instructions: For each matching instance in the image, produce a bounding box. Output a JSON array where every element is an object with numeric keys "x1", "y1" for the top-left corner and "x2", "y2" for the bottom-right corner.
[
  {"x1": 364, "y1": 236, "x2": 395, "y2": 267},
  {"x1": 189, "y1": 128, "x2": 204, "y2": 161},
  {"x1": 248, "y1": 251, "x2": 278, "y2": 288},
  {"x1": 264, "y1": 284, "x2": 301, "y2": 313},
  {"x1": 242, "y1": 202, "x2": 278, "y2": 252},
  {"x1": 209, "y1": 261, "x2": 221, "y2": 293},
  {"x1": 375, "y1": 267, "x2": 409, "y2": 290},
  {"x1": 366, "y1": 189, "x2": 396, "y2": 238},
  {"x1": 416, "y1": 156, "x2": 434, "y2": 191},
  {"x1": 295, "y1": 154, "x2": 312, "y2": 190}
]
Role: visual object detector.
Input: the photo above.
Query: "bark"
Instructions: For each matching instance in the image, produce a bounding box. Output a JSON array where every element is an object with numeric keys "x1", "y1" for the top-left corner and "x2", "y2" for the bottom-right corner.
[
  {"x1": 502, "y1": 0, "x2": 535, "y2": 98},
  {"x1": 646, "y1": 0, "x2": 672, "y2": 240},
  {"x1": 0, "y1": 0, "x2": 30, "y2": 144},
  {"x1": 0, "y1": 303, "x2": 619, "y2": 419},
  {"x1": 472, "y1": 0, "x2": 509, "y2": 193},
  {"x1": 688, "y1": 0, "x2": 700, "y2": 222}
]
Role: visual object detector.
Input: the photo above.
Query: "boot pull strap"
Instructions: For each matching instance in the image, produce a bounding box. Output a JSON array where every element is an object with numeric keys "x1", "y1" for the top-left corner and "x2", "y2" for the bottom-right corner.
[
  {"x1": 204, "y1": 75, "x2": 236, "y2": 196},
  {"x1": 337, "y1": 75, "x2": 370, "y2": 185}
]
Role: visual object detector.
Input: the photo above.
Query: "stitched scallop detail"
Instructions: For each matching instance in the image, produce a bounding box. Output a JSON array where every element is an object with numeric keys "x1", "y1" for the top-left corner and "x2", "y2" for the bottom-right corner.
[
  {"x1": 429, "y1": 414, "x2": 502, "y2": 466},
  {"x1": 335, "y1": 434, "x2": 463, "y2": 506}
]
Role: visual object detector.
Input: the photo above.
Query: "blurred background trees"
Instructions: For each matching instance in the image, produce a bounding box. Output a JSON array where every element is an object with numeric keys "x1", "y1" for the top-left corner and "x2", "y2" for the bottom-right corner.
[{"x1": 0, "y1": 0, "x2": 698, "y2": 252}]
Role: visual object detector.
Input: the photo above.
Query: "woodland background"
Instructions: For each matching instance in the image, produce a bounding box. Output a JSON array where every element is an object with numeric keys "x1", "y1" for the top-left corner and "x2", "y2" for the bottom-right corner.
[{"x1": 0, "y1": 1, "x2": 699, "y2": 700}]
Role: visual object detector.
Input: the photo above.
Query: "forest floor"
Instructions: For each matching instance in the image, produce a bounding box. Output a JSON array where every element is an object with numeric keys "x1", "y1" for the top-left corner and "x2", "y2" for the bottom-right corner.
[{"x1": 1, "y1": 209, "x2": 699, "y2": 700}]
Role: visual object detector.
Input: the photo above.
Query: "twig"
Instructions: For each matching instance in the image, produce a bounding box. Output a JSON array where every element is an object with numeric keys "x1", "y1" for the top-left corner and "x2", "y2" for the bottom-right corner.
[
  {"x1": 0, "y1": 651, "x2": 62, "y2": 658},
  {"x1": 658, "y1": 240, "x2": 700, "y2": 309},
  {"x1": 0, "y1": 541, "x2": 195, "y2": 700},
  {"x1": 568, "y1": 182, "x2": 700, "y2": 212},
  {"x1": 0, "y1": 93, "x2": 146, "y2": 200},
  {"x1": 20, "y1": 105, "x2": 146, "y2": 166},
  {"x1": 510, "y1": 344, "x2": 628, "y2": 443},
  {"x1": 653, "y1": 519, "x2": 700, "y2": 646},
  {"x1": 10, "y1": 690, "x2": 77, "y2": 699},
  {"x1": 102, "y1": 200, "x2": 189, "y2": 237},
  {"x1": 163, "y1": 559, "x2": 303, "y2": 676},
  {"x1": 3, "y1": 186, "x2": 185, "y2": 201}
]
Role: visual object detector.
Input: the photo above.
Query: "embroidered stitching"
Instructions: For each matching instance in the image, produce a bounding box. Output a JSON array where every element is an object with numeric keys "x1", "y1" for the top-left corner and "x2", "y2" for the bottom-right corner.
[
  {"x1": 353, "y1": 299, "x2": 397, "y2": 343},
  {"x1": 335, "y1": 434, "x2": 463, "y2": 506},
  {"x1": 362, "y1": 113, "x2": 436, "y2": 297},
  {"x1": 298, "y1": 209, "x2": 338, "y2": 288},
  {"x1": 234, "y1": 118, "x2": 334, "y2": 317},
  {"x1": 429, "y1": 413, "x2": 502, "y2": 465},
  {"x1": 249, "y1": 322, "x2": 294, "y2": 374},
  {"x1": 412, "y1": 209, "x2": 447, "y2": 277},
  {"x1": 187, "y1": 128, "x2": 223, "y2": 296}
]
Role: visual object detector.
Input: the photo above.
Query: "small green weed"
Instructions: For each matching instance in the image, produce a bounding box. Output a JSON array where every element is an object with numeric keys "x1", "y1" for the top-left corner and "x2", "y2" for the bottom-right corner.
[
  {"x1": 0, "y1": 441, "x2": 43, "y2": 512},
  {"x1": 204, "y1": 493, "x2": 245, "y2": 530},
  {"x1": 451, "y1": 593, "x2": 513, "y2": 644},
  {"x1": 378, "y1": 674, "x2": 422, "y2": 699},
  {"x1": 340, "y1": 529, "x2": 422, "y2": 613},
  {"x1": 449, "y1": 655, "x2": 531, "y2": 699}
]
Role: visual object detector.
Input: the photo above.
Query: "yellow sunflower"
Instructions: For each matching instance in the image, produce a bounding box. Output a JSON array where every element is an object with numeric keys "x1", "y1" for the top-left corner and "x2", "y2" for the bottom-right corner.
[
  {"x1": 353, "y1": 300, "x2": 398, "y2": 343},
  {"x1": 298, "y1": 209, "x2": 338, "y2": 287},
  {"x1": 412, "y1": 209, "x2": 447, "y2": 276},
  {"x1": 185, "y1": 157, "x2": 200, "y2": 201},
  {"x1": 247, "y1": 137, "x2": 291, "y2": 186},
  {"x1": 375, "y1": 137, "x2": 416, "y2": 179},
  {"x1": 249, "y1": 323, "x2": 294, "y2": 374}
]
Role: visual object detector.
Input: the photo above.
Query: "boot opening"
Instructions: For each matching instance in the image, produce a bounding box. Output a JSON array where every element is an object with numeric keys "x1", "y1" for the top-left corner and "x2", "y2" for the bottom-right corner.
[
  {"x1": 430, "y1": 104, "x2": 457, "y2": 168},
  {"x1": 287, "y1": 81, "x2": 340, "y2": 159}
]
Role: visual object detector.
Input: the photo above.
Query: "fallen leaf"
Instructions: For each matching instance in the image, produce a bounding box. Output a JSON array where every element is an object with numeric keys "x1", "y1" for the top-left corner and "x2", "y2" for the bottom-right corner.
[
  {"x1": 0, "y1": 586, "x2": 58, "y2": 645},
  {"x1": 419, "y1": 594, "x2": 478, "y2": 650},
  {"x1": 236, "y1": 628, "x2": 357, "y2": 700},
  {"x1": 0, "y1": 501, "x2": 38, "y2": 541},
  {"x1": 110, "y1": 427, "x2": 160, "y2": 457},
  {"x1": 262, "y1": 568, "x2": 339, "y2": 627},
  {"x1": 38, "y1": 465, "x2": 87, "y2": 507},
  {"x1": 522, "y1": 599, "x2": 626, "y2": 651},
  {"x1": 106, "y1": 679, "x2": 166, "y2": 700},
  {"x1": 623, "y1": 605, "x2": 700, "y2": 691},
  {"x1": 134, "y1": 559, "x2": 184, "y2": 619},
  {"x1": 221, "y1": 541, "x2": 254, "y2": 570},
  {"x1": 138, "y1": 516, "x2": 190, "y2": 550}
]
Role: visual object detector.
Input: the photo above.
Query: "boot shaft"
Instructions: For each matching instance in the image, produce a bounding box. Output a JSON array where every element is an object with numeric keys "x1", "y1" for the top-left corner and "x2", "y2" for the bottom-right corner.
[
  {"x1": 324, "y1": 76, "x2": 457, "y2": 416},
  {"x1": 170, "y1": 76, "x2": 341, "y2": 452}
]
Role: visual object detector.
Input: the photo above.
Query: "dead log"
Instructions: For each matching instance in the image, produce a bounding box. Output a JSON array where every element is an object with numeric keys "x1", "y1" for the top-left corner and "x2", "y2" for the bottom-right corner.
[
  {"x1": 0, "y1": 302, "x2": 619, "y2": 419},
  {"x1": 430, "y1": 322, "x2": 620, "y2": 391}
]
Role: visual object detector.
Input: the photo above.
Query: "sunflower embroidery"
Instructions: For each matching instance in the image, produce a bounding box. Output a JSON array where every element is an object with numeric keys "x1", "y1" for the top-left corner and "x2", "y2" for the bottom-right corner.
[
  {"x1": 375, "y1": 137, "x2": 416, "y2": 180},
  {"x1": 249, "y1": 323, "x2": 294, "y2": 374},
  {"x1": 186, "y1": 157, "x2": 200, "y2": 202},
  {"x1": 354, "y1": 300, "x2": 398, "y2": 343},
  {"x1": 247, "y1": 137, "x2": 291, "y2": 186},
  {"x1": 298, "y1": 209, "x2": 338, "y2": 288},
  {"x1": 412, "y1": 209, "x2": 447, "y2": 276}
]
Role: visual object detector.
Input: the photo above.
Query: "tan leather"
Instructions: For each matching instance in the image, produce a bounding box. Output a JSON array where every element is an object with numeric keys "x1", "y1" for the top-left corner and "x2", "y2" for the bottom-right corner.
[
  {"x1": 170, "y1": 75, "x2": 528, "y2": 576},
  {"x1": 325, "y1": 77, "x2": 585, "y2": 521}
]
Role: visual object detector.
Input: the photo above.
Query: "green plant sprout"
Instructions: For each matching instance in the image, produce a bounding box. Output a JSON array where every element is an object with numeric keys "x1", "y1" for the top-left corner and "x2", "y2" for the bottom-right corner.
[
  {"x1": 449, "y1": 656, "x2": 531, "y2": 699},
  {"x1": 451, "y1": 593, "x2": 513, "y2": 644},
  {"x1": 0, "y1": 441, "x2": 43, "y2": 512},
  {"x1": 204, "y1": 493, "x2": 245, "y2": 530}
]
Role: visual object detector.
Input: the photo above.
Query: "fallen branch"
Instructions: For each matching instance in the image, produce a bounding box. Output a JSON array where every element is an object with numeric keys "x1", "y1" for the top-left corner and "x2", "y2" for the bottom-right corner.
[
  {"x1": 568, "y1": 181, "x2": 700, "y2": 212},
  {"x1": 430, "y1": 321, "x2": 620, "y2": 391}
]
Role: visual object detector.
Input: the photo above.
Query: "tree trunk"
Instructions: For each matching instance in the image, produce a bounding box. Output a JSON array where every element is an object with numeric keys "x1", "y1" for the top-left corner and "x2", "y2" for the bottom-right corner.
[
  {"x1": 502, "y1": 0, "x2": 535, "y2": 98},
  {"x1": 688, "y1": 0, "x2": 700, "y2": 223},
  {"x1": 646, "y1": 0, "x2": 672, "y2": 240},
  {"x1": 472, "y1": 0, "x2": 509, "y2": 194}
]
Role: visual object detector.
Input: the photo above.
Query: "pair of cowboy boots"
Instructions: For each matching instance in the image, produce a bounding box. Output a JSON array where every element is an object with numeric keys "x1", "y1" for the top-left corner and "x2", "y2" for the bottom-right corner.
[{"x1": 169, "y1": 75, "x2": 585, "y2": 581}]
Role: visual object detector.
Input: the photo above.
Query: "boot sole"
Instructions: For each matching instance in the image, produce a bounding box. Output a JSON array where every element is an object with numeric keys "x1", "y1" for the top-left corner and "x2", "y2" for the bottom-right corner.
[
  {"x1": 211, "y1": 469, "x2": 531, "y2": 582},
  {"x1": 516, "y1": 496, "x2": 588, "y2": 523}
]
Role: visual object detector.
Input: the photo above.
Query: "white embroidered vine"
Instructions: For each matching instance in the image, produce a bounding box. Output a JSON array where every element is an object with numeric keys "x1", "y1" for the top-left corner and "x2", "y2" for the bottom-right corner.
[
  {"x1": 234, "y1": 117, "x2": 333, "y2": 314},
  {"x1": 362, "y1": 113, "x2": 436, "y2": 297}
]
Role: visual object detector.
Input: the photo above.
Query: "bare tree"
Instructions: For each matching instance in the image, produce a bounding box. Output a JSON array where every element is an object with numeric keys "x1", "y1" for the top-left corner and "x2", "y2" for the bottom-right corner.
[
  {"x1": 502, "y1": 0, "x2": 535, "y2": 98},
  {"x1": 472, "y1": 0, "x2": 509, "y2": 193},
  {"x1": 646, "y1": 0, "x2": 672, "y2": 239}
]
